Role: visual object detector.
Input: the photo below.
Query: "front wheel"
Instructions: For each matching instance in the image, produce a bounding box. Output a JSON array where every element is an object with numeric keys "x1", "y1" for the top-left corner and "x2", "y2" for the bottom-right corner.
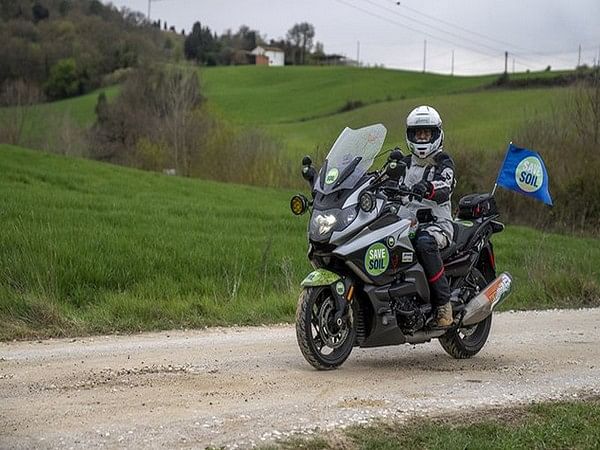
[
  {"x1": 295, "y1": 287, "x2": 356, "y2": 370},
  {"x1": 439, "y1": 269, "x2": 493, "y2": 359}
]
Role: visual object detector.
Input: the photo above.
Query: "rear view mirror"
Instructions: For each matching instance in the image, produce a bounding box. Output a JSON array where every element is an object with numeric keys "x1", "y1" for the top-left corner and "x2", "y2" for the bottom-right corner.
[
  {"x1": 386, "y1": 160, "x2": 406, "y2": 181},
  {"x1": 301, "y1": 155, "x2": 317, "y2": 189},
  {"x1": 389, "y1": 149, "x2": 403, "y2": 161}
]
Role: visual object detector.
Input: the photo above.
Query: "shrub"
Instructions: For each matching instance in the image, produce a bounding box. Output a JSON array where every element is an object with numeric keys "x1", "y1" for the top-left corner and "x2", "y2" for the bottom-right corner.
[
  {"x1": 452, "y1": 78, "x2": 600, "y2": 235},
  {"x1": 338, "y1": 99, "x2": 365, "y2": 113},
  {"x1": 44, "y1": 58, "x2": 82, "y2": 100}
]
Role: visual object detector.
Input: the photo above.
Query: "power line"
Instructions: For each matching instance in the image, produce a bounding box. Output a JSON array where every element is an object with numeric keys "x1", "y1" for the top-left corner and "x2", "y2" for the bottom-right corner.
[
  {"x1": 419, "y1": 0, "x2": 595, "y2": 66},
  {"x1": 333, "y1": 0, "x2": 544, "y2": 73},
  {"x1": 452, "y1": 53, "x2": 502, "y2": 70},
  {"x1": 359, "y1": 0, "x2": 512, "y2": 57},
  {"x1": 357, "y1": 0, "x2": 564, "y2": 69},
  {"x1": 381, "y1": 0, "x2": 534, "y2": 55},
  {"x1": 368, "y1": 0, "x2": 579, "y2": 67},
  {"x1": 333, "y1": 0, "x2": 505, "y2": 62}
]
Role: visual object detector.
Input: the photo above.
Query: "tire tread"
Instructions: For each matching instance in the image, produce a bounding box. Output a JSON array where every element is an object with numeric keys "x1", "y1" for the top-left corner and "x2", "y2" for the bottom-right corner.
[{"x1": 295, "y1": 288, "x2": 354, "y2": 370}]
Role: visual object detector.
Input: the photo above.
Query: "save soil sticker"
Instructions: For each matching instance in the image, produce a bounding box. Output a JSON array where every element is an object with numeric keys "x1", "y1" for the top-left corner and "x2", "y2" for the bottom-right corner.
[
  {"x1": 515, "y1": 156, "x2": 544, "y2": 193},
  {"x1": 364, "y1": 243, "x2": 389, "y2": 276},
  {"x1": 325, "y1": 168, "x2": 339, "y2": 185}
]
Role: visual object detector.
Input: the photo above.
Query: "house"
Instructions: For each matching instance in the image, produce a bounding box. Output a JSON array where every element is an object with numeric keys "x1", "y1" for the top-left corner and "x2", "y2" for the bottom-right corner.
[{"x1": 251, "y1": 46, "x2": 285, "y2": 66}]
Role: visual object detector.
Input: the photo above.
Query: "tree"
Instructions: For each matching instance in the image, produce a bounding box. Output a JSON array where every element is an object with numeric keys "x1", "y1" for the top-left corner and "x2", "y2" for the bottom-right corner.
[
  {"x1": 0, "y1": 79, "x2": 42, "y2": 145},
  {"x1": 184, "y1": 22, "x2": 220, "y2": 65},
  {"x1": 286, "y1": 22, "x2": 315, "y2": 65},
  {"x1": 44, "y1": 58, "x2": 81, "y2": 100},
  {"x1": 217, "y1": 25, "x2": 261, "y2": 65},
  {"x1": 58, "y1": 0, "x2": 70, "y2": 17},
  {"x1": 90, "y1": 65, "x2": 205, "y2": 174},
  {"x1": 88, "y1": 0, "x2": 103, "y2": 16},
  {"x1": 158, "y1": 69, "x2": 203, "y2": 174},
  {"x1": 310, "y1": 41, "x2": 325, "y2": 64},
  {"x1": 233, "y1": 25, "x2": 259, "y2": 51},
  {"x1": 32, "y1": 2, "x2": 49, "y2": 23}
]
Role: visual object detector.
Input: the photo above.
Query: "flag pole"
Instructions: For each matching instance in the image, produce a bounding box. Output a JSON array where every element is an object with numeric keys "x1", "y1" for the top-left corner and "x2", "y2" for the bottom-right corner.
[
  {"x1": 492, "y1": 141, "x2": 512, "y2": 197},
  {"x1": 491, "y1": 183, "x2": 498, "y2": 197}
]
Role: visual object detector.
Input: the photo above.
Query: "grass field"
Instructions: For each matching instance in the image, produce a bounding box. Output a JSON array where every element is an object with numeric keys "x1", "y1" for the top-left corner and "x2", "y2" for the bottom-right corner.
[
  {"x1": 0, "y1": 67, "x2": 573, "y2": 164},
  {"x1": 0, "y1": 85, "x2": 119, "y2": 146},
  {"x1": 200, "y1": 66, "x2": 572, "y2": 126},
  {"x1": 200, "y1": 66, "x2": 499, "y2": 124},
  {"x1": 1, "y1": 144, "x2": 598, "y2": 340},
  {"x1": 268, "y1": 86, "x2": 571, "y2": 160},
  {"x1": 272, "y1": 398, "x2": 600, "y2": 450}
]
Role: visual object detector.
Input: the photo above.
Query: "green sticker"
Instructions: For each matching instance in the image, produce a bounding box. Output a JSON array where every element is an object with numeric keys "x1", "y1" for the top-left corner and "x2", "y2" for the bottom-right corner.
[
  {"x1": 335, "y1": 282, "x2": 345, "y2": 295},
  {"x1": 364, "y1": 243, "x2": 389, "y2": 276},
  {"x1": 386, "y1": 236, "x2": 395, "y2": 248},
  {"x1": 325, "y1": 168, "x2": 339, "y2": 185}
]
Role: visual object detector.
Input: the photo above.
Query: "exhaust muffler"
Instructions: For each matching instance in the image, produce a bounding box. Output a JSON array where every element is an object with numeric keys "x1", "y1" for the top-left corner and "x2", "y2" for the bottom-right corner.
[{"x1": 461, "y1": 272, "x2": 513, "y2": 326}]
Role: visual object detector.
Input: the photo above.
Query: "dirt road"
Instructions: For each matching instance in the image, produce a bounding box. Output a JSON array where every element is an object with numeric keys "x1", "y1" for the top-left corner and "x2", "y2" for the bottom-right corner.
[{"x1": 2, "y1": 308, "x2": 600, "y2": 449}]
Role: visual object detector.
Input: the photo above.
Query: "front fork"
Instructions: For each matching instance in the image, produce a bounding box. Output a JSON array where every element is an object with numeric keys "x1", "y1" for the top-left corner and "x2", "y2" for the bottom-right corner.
[{"x1": 301, "y1": 269, "x2": 354, "y2": 325}]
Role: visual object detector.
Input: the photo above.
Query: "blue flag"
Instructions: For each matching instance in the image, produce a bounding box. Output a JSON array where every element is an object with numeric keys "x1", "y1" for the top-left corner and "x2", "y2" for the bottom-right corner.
[{"x1": 496, "y1": 143, "x2": 553, "y2": 206}]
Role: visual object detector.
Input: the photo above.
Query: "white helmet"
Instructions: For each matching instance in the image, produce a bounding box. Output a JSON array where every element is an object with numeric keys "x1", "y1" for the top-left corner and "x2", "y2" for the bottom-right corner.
[{"x1": 405, "y1": 105, "x2": 444, "y2": 159}]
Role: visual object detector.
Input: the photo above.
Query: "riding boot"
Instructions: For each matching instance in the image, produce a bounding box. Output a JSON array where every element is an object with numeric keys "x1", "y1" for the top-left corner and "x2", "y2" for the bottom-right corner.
[
  {"x1": 413, "y1": 229, "x2": 453, "y2": 327},
  {"x1": 429, "y1": 270, "x2": 453, "y2": 327},
  {"x1": 434, "y1": 302, "x2": 453, "y2": 327}
]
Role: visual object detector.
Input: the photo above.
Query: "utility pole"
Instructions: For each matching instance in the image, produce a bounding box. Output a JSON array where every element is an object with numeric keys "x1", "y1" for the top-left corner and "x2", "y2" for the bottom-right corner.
[
  {"x1": 504, "y1": 51, "x2": 508, "y2": 74},
  {"x1": 356, "y1": 41, "x2": 360, "y2": 67},
  {"x1": 147, "y1": 0, "x2": 151, "y2": 20},
  {"x1": 512, "y1": 58, "x2": 515, "y2": 73},
  {"x1": 451, "y1": 50, "x2": 454, "y2": 76},
  {"x1": 423, "y1": 40, "x2": 427, "y2": 73},
  {"x1": 577, "y1": 44, "x2": 581, "y2": 67}
]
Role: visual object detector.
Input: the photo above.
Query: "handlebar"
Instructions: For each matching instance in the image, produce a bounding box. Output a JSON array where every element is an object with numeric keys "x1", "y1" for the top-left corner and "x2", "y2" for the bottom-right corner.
[{"x1": 380, "y1": 183, "x2": 422, "y2": 203}]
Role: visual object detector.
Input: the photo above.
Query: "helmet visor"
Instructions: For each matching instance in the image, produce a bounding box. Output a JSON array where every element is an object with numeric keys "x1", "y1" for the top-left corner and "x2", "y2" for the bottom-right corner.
[{"x1": 407, "y1": 126, "x2": 440, "y2": 145}]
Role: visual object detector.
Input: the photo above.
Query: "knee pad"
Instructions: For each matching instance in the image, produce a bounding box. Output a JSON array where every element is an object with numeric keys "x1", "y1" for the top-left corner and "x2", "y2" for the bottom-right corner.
[{"x1": 414, "y1": 232, "x2": 438, "y2": 255}]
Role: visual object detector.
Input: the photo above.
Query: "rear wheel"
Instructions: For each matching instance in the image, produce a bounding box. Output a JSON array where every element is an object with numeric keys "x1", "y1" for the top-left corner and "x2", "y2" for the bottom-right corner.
[
  {"x1": 439, "y1": 269, "x2": 492, "y2": 359},
  {"x1": 295, "y1": 287, "x2": 356, "y2": 370}
]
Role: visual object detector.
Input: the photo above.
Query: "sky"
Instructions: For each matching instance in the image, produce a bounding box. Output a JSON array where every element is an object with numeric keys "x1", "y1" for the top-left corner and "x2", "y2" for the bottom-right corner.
[{"x1": 106, "y1": 0, "x2": 600, "y2": 75}]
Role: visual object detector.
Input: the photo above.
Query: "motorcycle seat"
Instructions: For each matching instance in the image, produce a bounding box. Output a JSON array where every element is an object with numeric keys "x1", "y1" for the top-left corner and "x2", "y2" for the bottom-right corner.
[{"x1": 440, "y1": 220, "x2": 479, "y2": 261}]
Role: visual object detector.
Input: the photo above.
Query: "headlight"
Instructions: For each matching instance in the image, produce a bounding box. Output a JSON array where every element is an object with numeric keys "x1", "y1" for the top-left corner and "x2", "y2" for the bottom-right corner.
[
  {"x1": 339, "y1": 206, "x2": 358, "y2": 227},
  {"x1": 314, "y1": 213, "x2": 337, "y2": 235},
  {"x1": 311, "y1": 206, "x2": 358, "y2": 236}
]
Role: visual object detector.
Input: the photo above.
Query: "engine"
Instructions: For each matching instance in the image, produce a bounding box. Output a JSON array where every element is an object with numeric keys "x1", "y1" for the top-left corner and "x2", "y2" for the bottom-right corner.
[{"x1": 391, "y1": 296, "x2": 425, "y2": 335}]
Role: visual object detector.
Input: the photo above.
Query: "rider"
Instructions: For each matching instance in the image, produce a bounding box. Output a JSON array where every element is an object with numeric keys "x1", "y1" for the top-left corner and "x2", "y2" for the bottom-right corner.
[{"x1": 400, "y1": 105, "x2": 456, "y2": 327}]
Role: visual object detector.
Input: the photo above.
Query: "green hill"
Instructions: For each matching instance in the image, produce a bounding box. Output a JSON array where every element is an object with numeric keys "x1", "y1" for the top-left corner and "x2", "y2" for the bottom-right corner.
[
  {"x1": 269, "y1": 86, "x2": 571, "y2": 158},
  {"x1": 0, "y1": 144, "x2": 308, "y2": 338},
  {"x1": 1, "y1": 144, "x2": 599, "y2": 339},
  {"x1": 200, "y1": 66, "x2": 572, "y2": 126},
  {"x1": 201, "y1": 66, "x2": 576, "y2": 165},
  {"x1": 0, "y1": 86, "x2": 119, "y2": 147},
  {"x1": 201, "y1": 65, "x2": 500, "y2": 124},
  {"x1": 2, "y1": 66, "x2": 573, "y2": 163}
]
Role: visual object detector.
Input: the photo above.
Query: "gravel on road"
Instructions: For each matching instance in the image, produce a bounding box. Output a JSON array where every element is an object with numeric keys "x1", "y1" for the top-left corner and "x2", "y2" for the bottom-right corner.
[{"x1": 1, "y1": 308, "x2": 600, "y2": 449}]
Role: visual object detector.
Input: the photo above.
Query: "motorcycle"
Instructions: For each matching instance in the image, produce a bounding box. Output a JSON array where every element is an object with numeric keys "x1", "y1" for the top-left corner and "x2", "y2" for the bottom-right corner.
[{"x1": 290, "y1": 124, "x2": 512, "y2": 370}]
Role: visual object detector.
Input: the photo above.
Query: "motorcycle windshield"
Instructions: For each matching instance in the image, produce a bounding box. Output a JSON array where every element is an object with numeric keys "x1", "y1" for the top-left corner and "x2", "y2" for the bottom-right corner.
[{"x1": 315, "y1": 124, "x2": 387, "y2": 195}]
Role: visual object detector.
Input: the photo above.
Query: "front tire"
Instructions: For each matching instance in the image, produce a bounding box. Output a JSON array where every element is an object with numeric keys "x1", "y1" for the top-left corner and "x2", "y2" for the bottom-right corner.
[
  {"x1": 295, "y1": 287, "x2": 356, "y2": 370},
  {"x1": 439, "y1": 269, "x2": 493, "y2": 359}
]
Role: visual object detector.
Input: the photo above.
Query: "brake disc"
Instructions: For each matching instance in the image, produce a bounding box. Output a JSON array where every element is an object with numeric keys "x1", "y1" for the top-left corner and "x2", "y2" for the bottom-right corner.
[{"x1": 317, "y1": 299, "x2": 349, "y2": 349}]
